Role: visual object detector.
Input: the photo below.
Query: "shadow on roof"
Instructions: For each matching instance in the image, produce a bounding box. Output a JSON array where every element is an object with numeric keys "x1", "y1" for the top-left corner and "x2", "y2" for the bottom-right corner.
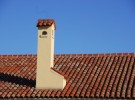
[{"x1": 0, "y1": 73, "x2": 35, "y2": 87}]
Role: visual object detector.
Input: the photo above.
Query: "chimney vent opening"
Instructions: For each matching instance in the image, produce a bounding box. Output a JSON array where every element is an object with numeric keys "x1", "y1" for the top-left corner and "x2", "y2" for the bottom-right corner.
[{"x1": 42, "y1": 31, "x2": 48, "y2": 35}]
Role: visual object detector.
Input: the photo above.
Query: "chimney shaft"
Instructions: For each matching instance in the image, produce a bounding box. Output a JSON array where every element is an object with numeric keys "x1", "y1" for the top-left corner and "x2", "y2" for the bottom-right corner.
[{"x1": 36, "y1": 19, "x2": 66, "y2": 89}]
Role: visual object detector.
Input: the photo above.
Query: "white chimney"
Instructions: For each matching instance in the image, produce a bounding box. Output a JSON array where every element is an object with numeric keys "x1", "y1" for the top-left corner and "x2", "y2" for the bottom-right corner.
[{"x1": 36, "y1": 19, "x2": 66, "y2": 89}]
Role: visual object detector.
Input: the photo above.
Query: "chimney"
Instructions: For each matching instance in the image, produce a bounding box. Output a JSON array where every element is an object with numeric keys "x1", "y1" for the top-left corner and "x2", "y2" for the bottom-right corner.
[{"x1": 36, "y1": 19, "x2": 66, "y2": 89}]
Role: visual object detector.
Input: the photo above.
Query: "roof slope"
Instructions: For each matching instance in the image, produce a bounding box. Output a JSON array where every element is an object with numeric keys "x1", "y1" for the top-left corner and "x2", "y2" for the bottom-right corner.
[{"x1": 0, "y1": 53, "x2": 135, "y2": 99}]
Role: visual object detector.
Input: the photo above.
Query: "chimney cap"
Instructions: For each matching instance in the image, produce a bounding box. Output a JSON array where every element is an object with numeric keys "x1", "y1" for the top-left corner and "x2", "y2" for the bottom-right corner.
[{"x1": 37, "y1": 19, "x2": 56, "y2": 30}]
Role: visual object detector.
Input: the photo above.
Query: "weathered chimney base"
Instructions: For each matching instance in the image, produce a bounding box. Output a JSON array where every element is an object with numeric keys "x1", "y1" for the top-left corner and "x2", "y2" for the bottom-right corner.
[{"x1": 36, "y1": 69, "x2": 66, "y2": 89}]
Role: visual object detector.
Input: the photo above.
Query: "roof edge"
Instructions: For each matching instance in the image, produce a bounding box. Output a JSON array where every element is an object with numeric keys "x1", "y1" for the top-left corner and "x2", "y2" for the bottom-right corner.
[{"x1": 0, "y1": 52, "x2": 134, "y2": 57}]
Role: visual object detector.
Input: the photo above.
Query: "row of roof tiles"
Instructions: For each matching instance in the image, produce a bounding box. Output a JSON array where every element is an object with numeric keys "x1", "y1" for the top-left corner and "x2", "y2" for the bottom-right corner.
[
  {"x1": 37, "y1": 19, "x2": 56, "y2": 29},
  {"x1": 0, "y1": 53, "x2": 134, "y2": 57},
  {"x1": 55, "y1": 53, "x2": 135, "y2": 57}
]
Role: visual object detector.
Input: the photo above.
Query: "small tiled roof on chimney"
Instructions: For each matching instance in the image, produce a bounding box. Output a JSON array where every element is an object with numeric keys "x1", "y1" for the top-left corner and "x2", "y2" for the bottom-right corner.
[
  {"x1": 37, "y1": 19, "x2": 56, "y2": 29},
  {"x1": 0, "y1": 53, "x2": 135, "y2": 98}
]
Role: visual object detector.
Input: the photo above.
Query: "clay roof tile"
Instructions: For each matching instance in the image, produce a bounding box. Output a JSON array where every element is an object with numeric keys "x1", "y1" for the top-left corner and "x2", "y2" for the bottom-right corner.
[{"x1": 37, "y1": 19, "x2": 56, "y2": 29}]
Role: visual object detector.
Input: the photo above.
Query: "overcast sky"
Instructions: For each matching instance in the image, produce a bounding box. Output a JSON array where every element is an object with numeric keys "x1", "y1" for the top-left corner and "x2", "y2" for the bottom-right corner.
[{"x1": 0, "y1": 0, "x2": 135, "y2": 54}]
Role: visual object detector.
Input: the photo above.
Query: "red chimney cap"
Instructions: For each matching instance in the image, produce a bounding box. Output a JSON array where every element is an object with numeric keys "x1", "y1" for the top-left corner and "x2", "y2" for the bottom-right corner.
[{"x1": 37, "y1": 19, "x2": 56, "y2": 30}]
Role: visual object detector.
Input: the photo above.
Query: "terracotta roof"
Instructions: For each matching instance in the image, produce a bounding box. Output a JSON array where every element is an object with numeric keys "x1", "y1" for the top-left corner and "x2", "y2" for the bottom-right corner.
[
  {"x1": 0, "y1": 53, "x2": 135, "y2": 99},
  {"x1": 37, "y1": 19, "x2": 56, "y2": 29}
]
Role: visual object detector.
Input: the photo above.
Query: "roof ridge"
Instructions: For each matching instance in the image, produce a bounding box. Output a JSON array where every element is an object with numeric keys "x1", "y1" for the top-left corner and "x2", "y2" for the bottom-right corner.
[
  {"x1": 0, "y1": 53, "x2": 134, "y2": 57},
  {"x1": 55, "y1": 53, "x2": 135, "y2": 57}
]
